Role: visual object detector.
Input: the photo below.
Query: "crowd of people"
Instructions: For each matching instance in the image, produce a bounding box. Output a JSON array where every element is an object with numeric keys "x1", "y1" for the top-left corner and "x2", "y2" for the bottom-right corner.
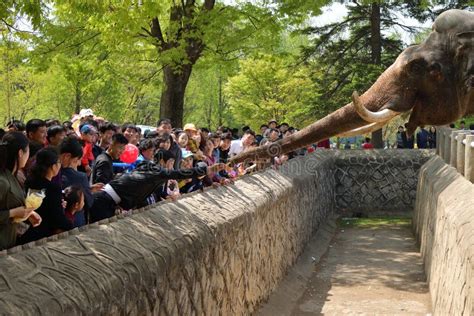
[
  {"x1": 2, "y1": 108, "x2": 472, "y2": 250},
  {"x1": 0, "y1": 111, "x2": 307, "y2": 250}
]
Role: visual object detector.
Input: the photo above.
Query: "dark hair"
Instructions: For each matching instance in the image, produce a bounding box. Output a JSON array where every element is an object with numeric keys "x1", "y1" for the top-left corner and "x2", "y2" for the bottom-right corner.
[
  {"x1": 154, "y1": 149, "x2": 176, "y2": 163},
  {"x1": 260, "y1": 124, "x2": 268, "y2": 129},
  {"x1": 26, "y1": 119, "x2": 46, "y2": 136},
  {"x1": 460, "y1": 120, "x2": 466, "y2": 124},
  {"x1": 99, "y1": 123, "x2": 116, "y2": 134},
  {"x1": 221, "y1": 133, "x2": 233, "y2": 141},
  {"x1": 201, "y1": 127, "x2": 210, "y2": 133},
  {"x1": 449, "y1": 123, "x2": 456, "y2": 128},
  {"x1": 157, "y1": 118, "x2": 172, "y2": 127},
  {"x1": 79, "y1": 119, "x2": 99, "y2": 133},
  {"x1": 365, "y1": 137, "x2": 371, "y2": 142},
  {"x1": 245, "y1": 129, "x2": 256, "y2": 137},
  {"x1": 45, "y1": 119, "x2": 61, "y2": 127},
  {"x1": 31, "y1": 147, "x2": 59, "y2": 179},
  {"x1": 63, "y1": 121, "x2": 74, "y2": 131},
  {"x1": 0, "y1": 129, "x2": 4, "y2": 140},
  {"x1": 7, "y1": 120, "x2": 25, "y2": 131},
  {"x1": 112, "y1": 133, "x2": 129, "y2": 145},
  {"x1": 47, "y1": 125, "x2": 66, "y2": 142},
  {"x1": 145, "y1": 130, "x2": 159, "y2": 139},
  {"x1": 121, "y1": 123, "x2": 138, "y2": 133},
  {"x1": 63, "y1": 185, "x2": 84, "y2": 213},
  {"x1": 156, "y1": 133, "x2": 171, "y2": 145},
  {"x1": 242, "y1": 126, "x2": 250, "y2": 132},
  {"x1": 280, "y1": 123, "x2": 289, "y2": 127},
  {"x1": 469, "y1": 124, "x2": 474, "y2": 130},
  {"x1": 268, "y1": 128, "x2": 279, "y2": 134},
  {"x1": 139, "y1": 138, "x2": 155, "y2": 153},
  {"x1": 0, "y1": 131, "x2": 29, "y2": 172},
  {"x1": 59, "y1": 137, "x2": 83, "y2": 158}
]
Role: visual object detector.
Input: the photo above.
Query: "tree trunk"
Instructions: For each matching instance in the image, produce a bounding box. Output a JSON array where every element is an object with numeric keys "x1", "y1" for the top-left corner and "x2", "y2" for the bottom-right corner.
[
  {"x1": 218, "y1": 75, "x2": 223, "y2": 127},
  {"x1": 160, "y1": 64, "x2": 192, "y2": 128},
  {"x1": 74, "y1": 82, "x2": 81, "y2": 114},
  {"x1": 369, "y1": 2, "x2": 384, "y2": 148}
]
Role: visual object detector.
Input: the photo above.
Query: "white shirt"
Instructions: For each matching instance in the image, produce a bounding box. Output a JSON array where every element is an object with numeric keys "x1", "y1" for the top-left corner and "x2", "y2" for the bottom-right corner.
[{"x1": 228, "y1": 139, "x2": 244, "y2": 157}]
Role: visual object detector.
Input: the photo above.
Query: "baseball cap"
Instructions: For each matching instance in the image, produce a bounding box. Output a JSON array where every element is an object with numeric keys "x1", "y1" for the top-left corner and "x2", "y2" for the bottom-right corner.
[
  {"x1": 79, "y1": 108, "x2": 94, "y2": 118},
  {"x1": 183, "y1": 123, "x2": 198, "y2": 132},
  {"x1": 181, "y1": 149, "x2": 193, "y2": 159},
  {"x1": 80, "y1": 124, "x2": 98, "y2": 135}
]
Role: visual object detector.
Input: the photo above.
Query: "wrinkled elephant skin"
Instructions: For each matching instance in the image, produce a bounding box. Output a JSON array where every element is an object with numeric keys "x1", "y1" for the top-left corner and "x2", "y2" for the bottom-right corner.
[{"x1": 230, "y1": 9, "x2": 474, "y2": 165}]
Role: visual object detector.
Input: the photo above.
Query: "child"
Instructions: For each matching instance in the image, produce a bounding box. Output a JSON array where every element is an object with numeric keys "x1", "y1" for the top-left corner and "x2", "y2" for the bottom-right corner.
[
  {"x1": 154, "y1": 149, "x2": 180, "y2": 201},
  {"x1": 63, "y1": 186, "x2": 85, "y2": 226}
]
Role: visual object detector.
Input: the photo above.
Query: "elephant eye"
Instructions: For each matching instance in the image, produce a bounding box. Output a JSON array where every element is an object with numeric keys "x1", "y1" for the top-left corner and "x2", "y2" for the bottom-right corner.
[
  {"x1": 428, "y1": 62, "x2": 441, "y2": 73},
  {"x1": 407, "y1": 58, "x2": 428, "y2": 75}
]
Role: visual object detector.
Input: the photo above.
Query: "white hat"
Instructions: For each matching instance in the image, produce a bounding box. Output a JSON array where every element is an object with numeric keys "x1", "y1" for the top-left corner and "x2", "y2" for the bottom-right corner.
[{"x1": 79, "y1": 108, "x2": 94, "y2": 118}]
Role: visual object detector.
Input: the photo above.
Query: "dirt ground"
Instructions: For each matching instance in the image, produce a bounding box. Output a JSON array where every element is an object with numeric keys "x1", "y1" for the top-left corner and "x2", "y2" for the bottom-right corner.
[{"x1": 258, "y1": 218, "x2": 432, "y2": 316}]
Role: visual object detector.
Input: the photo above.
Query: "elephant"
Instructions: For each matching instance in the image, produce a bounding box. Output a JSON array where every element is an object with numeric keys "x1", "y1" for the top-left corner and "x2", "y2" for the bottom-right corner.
[{"x1": 230, "y1": 9, "x2": 474, "y2": 164}]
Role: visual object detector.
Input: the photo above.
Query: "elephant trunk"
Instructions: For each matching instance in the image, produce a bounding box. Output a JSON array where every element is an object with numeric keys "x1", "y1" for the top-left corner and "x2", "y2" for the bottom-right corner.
[{"x1": 229, "y1": 63, "x2": 409, "y2": 165}]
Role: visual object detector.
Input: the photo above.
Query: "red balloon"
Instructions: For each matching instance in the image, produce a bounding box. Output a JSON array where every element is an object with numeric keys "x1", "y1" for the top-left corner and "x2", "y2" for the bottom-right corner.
[{"x1": 120, "y1": 144, "x2": 139, "y2": 164}]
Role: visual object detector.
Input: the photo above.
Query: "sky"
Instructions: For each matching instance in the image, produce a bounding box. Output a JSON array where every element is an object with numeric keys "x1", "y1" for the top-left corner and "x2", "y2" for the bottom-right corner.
[{"x1": 313, "y1": 2, "x2": 432, "y2": 45}]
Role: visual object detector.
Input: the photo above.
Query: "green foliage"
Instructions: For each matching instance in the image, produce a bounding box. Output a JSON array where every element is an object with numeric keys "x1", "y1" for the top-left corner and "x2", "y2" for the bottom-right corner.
[
  {"x1": 225, "y1": 54, "x2": 318, "y2": 130},
  {"x1": 0, "y1": 0, "x2": 459, "y2": 130}
]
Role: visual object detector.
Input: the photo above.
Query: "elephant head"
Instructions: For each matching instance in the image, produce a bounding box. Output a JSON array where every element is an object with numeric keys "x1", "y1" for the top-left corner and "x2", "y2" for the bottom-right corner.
[{"x1": 230, "y1": 9, "x2": 474, "y2": 164}]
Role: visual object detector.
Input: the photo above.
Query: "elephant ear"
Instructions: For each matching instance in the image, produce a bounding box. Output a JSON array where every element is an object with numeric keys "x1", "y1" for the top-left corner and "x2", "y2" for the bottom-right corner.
[
  {"x1": 455, "y1": 31, "x2": 474, "y2": 60},
  {"x1": 457, "y1": 31, "x2": 474, "y2": 45}
]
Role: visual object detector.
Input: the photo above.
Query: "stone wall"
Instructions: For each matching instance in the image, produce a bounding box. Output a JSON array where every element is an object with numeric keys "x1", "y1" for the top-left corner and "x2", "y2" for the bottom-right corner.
[
  {"x1": 413, "y1": 156, "x2": 474, "y2": 316},
  {"x1": 334, "y1": 149, "x2": 433, "y2": 215},
  {"x1": 0, "y1": 151, "x2": 335, "y2": 315}
]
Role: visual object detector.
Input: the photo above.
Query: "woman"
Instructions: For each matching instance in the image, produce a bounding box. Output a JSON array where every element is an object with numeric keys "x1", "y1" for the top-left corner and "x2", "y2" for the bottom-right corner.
[
  {"x1": 0, "y1": 132, "x2": 42, "y2": 250},
  {"x1": 428, "y1": 126, "x2": 437, "y2": 149},
  {"x1": 19, "y1": 147, "x2": 72, "y2": 244}
]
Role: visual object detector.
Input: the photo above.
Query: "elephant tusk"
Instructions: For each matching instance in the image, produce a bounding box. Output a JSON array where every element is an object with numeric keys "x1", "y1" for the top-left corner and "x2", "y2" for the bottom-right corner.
[
  {"x1": 352, "y1": 91, "x2": 400, "y2": 123},
  {"x1": 336, "y1": 120, "x2": 391, "y2": 137}
]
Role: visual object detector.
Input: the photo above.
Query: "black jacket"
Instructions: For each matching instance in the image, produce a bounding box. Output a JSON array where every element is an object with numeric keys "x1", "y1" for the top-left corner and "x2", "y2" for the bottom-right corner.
[
  {"x1": 109, "y1": 161, "x2": 207, "y2": 210},
  {"x1": 20, "y1": 176, "x2": 73, "y2": 244},
  {"x1": 92, "y1": 152, "x2": 114, "y2": 184}
]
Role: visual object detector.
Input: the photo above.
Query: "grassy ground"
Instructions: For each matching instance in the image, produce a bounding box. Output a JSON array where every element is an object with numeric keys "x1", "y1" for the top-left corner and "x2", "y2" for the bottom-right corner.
[{"x1": 338, "y1": 217, "x2": 412, "y2": 228}]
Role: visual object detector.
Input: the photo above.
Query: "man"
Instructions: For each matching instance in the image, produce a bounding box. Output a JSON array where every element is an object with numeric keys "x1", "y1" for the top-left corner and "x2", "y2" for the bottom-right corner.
[
  {"x1": 268, "y1": 128, "x2": 280, "y2": 142},
  {"x1": 228, "y1": 130, "x2": 256, "y2": 158},
  {"x1": 6, "y1": 120, "x2": 25, "y2": 132},
  {"x1": 396, "y1": 126, "x2": 408, "y2": 148},
  {"x1": 157, "y1": 118, "x2": 181, "y2": 169},
  {"x1": 59, "y1": 137, "x2": 99, "y2": 226},
  {"x1": 47, "y1": 125, "x2": 66, "y2": 147},
  {"x1": 279, "y1": 123, "x2": 289, "y2": 135},
  {"x1": 91, "y1": 133, "x2": 128, "y2": 185},
  {"x1": 361, "y1": 137, "x2": 374, "y2": 149},
  {"x1": 89, "y1": 160, "x2": 227, "y2": 222},
  {"x1": 416, "y1": 127, "x2": 430, "y2": 149},
  {"x1": 219, "y1": 133, "x2": 233, "y2": 163},
  {"x1": 209, "y1": 133, "x2": 221, "y2": 162},
  {"x1": 268, "y1": 119, "x2": 278, "y2": 130},
  {"x1": 137, "y1": 138, "x2": 156, "y2": 163},
  {"x1": 122, "y1": 123, "x2": 139, "y2": 145},
  {"x1": 256, "y1": 124, "x2": 268, "y2": 145},
  {"x1": 459, "y1": 120, "x2": 466, "y2": 130},
  {"x1": 96, "y1": 123, "x2": 116, "y2": 156},
  {"x1": 26, "y1": 119, "x2": 47, "y2": 157}
]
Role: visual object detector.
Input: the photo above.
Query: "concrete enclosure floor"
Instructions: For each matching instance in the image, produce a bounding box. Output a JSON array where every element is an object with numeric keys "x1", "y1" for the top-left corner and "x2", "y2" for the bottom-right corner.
[{"x1": 258, "y1": 220, "x2": 432, "y2": 315}]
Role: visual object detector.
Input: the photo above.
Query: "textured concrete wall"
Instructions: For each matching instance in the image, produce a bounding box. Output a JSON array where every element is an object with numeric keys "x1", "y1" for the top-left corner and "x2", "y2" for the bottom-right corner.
[
  {"x1": 334, "y1": 150, "x2": 433, "y2": 215},
  {"x1": 413, "y1": 156, "x2": 474, "y2": 316},
  {"x1": 0, "y1": 151, "x2": 335, "y2": 315}
]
